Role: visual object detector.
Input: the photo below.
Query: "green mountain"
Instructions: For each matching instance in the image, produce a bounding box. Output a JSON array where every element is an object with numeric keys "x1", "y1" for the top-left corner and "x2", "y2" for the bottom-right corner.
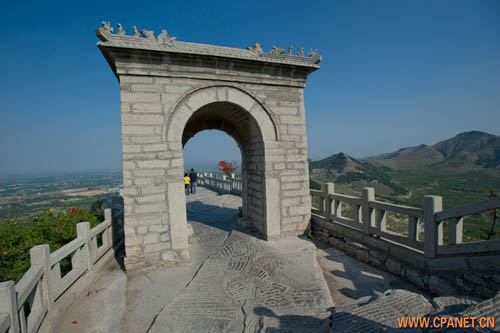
[
  {"x1": 309, "y1": 131, "x2": 500, "y2": 241},
  {"x1": 366, "y1": 131, "x2": 500, "y2": 171},
  {"x1": 309, "y1": 153, "x2": 408, "y2": 195},
  {"x1": 309, "y1": 131, "x2": 500, "y2": 201}
]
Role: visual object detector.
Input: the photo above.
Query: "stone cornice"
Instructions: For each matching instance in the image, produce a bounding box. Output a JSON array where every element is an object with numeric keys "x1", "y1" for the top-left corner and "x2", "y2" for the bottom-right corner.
[{"x1": 96, "y1": 22, "x2": 321, "y2": 70}]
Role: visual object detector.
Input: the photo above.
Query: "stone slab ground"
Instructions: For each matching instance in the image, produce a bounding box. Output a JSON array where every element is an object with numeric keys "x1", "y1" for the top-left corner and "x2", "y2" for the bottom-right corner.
[{"x1": 53, "y1": 187, "x2": 497, "y2": 332}]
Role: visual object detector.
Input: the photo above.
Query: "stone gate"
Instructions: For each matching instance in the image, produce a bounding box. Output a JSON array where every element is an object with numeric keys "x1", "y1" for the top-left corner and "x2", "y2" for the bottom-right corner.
[{"x1": 96, "y1": 22, "x2": 321, "y2": 270}]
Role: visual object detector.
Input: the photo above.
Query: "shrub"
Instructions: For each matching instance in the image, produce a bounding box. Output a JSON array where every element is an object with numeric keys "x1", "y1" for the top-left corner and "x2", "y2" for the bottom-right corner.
[{"x1": 0, "y1": 207, "x2": 100, "y2": 282}]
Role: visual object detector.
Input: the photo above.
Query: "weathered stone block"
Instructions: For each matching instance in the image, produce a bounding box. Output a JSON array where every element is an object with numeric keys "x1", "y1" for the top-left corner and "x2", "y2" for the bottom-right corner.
[
  {"x1": 144, "y1": 242, "x2": 171, "y2": 253},
  {"x1": 123, "y1": 114, "x2": 163, "y2": 124},
  {"x1": 121, "y1": 92, "x2": 160, "y2": 103},
  {"x1": 385, "y1": 258, "x2": 402, "y2": 276},
  {"x1": 135, "y1": 203, "x2": 167, "y2": 214},
  {"x1": 122, "y1": 126, "x2": 155, "y2": 135},
  {"x1": 132, "y1": 103, "x2": 162, "y2": 113},
  {"x1": 428, "y1": 275, "x2": 458, "y2": 296},
  {"x1": 406, "y1": 269, "x2": 425, "y2": 289},
  {"x1": 143, "y1": 233, "x2": 159, "y2": 245}
]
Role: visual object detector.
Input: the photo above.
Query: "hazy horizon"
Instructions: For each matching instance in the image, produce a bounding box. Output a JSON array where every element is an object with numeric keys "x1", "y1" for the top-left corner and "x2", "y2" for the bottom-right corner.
[{"x1": 1, "y1": 1, "x2": 499, "y2": 175}]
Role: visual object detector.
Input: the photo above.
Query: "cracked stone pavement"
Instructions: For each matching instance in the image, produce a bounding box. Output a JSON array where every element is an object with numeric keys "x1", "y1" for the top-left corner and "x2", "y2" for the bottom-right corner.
[{"x1": 148, "y1": 188, "x2": 334, "y2": 332}]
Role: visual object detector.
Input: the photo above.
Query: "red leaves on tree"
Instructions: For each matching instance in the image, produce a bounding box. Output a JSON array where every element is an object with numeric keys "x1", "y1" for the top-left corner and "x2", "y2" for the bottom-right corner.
[{"x1": 218, "y1": 160, "x2": 234, "y2": 177}]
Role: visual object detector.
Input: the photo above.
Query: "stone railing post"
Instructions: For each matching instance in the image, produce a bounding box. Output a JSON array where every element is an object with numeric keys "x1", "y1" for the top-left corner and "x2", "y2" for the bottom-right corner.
[
  {"x1": 448, "y1": 217, "x2": 463, "y2": 245},
  {"x1": 30, "y1": 244, "x2": 54, "y2": 309},
  {"x1": 319, "y1": 193, "x2": 325, "y2": 215},
  {"x1": 362, "y1": 187, "x2": 375, "y2": 235},
  {"x1": 104, "y1": 208, "x2": 113, "y2": 246},
  {"x1": 230, "y1": 173, "x2": 235, "y2": 192},
  {"x1": 76, "y1": 222, "x2": 94, "y2": 271},
  {"x1": 0, "y1": 281, "x2": 20, "y2": 333},
  {"x1": 424, "y1": 195, "x2": 443, "y2": 258},
  {"x1": 324, "y1": 183, "x2": 334, "y2": 221}
]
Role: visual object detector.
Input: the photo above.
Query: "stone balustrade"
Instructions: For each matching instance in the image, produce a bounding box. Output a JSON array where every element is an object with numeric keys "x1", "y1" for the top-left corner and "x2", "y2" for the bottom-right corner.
[
  {"x1": 0, "y1": 201, "x2": 124, "y2": 333},
  {"x1": 310, "y1": 182, "x2": 500, "y2": 298},
  {"x1": 198, "y1": 173, "x2": 242, "y2": 196},
  {"x1": 310, "y1": 183, "x2": 500, "y2": 258}
]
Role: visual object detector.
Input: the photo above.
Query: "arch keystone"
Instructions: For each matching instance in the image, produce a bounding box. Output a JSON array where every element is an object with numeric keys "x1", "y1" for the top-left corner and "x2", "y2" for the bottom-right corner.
[
  {"x1": 227, "y1": 88, "x2": 256, "y2": 111},
  {"x1": 185, "y1": 87, "x2": 217, "y2": 111}
]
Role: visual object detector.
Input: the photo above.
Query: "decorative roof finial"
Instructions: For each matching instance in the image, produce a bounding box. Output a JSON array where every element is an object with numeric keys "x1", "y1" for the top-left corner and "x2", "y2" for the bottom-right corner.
[
  {"x1": 286, "y1": 46, "x2": 293, "y2": 55},
  {"x1": 117, "y1": 23, "x2": 125, "y2": 36},
  {"x1": 308, "y1": 48, "x2": 318, "y2": 57},
  {"x1": 157, "y1": 29, "x2": 177, "y2": 44},
  {"x1": 132, "y1": 26, "x2": 140, "y2": 37},
  {"x1": 101, "y1": 21, "x2": 113, "y2": 33},
  {"x1": 141, "y1": 29, "x2": 156, "y2": 41},
  {"x1": 247, "y1": 43, "x2": 263, "y2": 54},
  {"x1": 297, "y1": 48, "x2": 304, "y2": 57},
  {"x1": 269, "y1": 45, "x2": 285, "y2": 55}
]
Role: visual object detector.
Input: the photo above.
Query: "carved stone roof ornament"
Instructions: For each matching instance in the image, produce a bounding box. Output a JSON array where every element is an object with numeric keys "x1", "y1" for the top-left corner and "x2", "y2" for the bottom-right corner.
[
  {"x1": 308, "y1": 48, "x2": 318, "y2": 57},
  {"x1": 101, "y1": 21, "x2": 113, "y2": 33},
  {"x1": 269, "y1": 45, "x2": 286, "y2": 55},
  {"x1": 117, "y1": 23, "x2": 125, "y2": 36},
  {"x1": 140, "y1": 29, "x2": 156, "y2": 41},
  {"x1": 157, "y1": 29, "x2": 177, "y2": 45},
  {"x1": 247, "y1": 43, "x2": 263, "y2": 54},
  {"x1": 96, "y1": 22, "x2": 321, "y2": 67},
  {"x1": 132, "y1": 26, "x2": 140, "y2": 37}
]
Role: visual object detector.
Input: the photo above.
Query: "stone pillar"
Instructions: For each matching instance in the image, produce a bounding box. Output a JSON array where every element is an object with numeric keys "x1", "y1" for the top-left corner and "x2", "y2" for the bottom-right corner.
[
  {"x1": 30, "y1": 244, "x2": 54, "y2": 309},
  {"x1": 424, "y1": 195, "x2": 443, "y2": 258},
  {"x1": 362, "y1": 187, "x2": 375, "y2": 235},
  {"x1": 0, "y1": 281, "x2": 20, "y2": 333}
]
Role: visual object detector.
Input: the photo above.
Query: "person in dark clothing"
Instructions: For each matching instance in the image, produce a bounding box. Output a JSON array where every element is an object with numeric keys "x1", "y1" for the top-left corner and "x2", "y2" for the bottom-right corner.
[{"x1": 189, "y1": 168, "x2": 198, "y2": 194}]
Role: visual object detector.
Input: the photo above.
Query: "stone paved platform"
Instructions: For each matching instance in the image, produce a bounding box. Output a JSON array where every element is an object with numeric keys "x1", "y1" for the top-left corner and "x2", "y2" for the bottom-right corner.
[
  {"x1": 53, "y1": 187, "x2": 497, "y2": 332},
  {"x1": 150, "y1": 188, "x2": 333, "y2": 332}
]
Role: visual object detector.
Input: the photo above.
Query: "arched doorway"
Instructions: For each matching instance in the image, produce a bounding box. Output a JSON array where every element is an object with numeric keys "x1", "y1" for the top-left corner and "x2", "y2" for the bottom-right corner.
[
  {"x1": 169, "y1": 87, "x2": 279, "y2": 242},
  {"x1": 96, "y1": 23, "x2": 320, "y2": 270}
]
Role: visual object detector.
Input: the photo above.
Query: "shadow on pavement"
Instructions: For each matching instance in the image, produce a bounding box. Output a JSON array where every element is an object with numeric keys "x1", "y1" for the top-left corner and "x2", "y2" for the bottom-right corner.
[
  {"x1": 186, "y1": 200, "x2": 263, "y2": 239},
  {"x1": 253, "y1": 306, "x2": 393, "y2": 331}
]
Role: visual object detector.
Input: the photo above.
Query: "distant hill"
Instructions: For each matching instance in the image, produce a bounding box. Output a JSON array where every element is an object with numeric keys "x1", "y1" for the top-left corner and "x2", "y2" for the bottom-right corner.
[
  {"x1": 309, "y1": 131, "x2": 500, "y2": 200},
  {"x1": 366, "y1": 131, "x2": 500, "y2": 171},
  {"x1": 309, "y1": 131, "x2": 500, "y2": 240},
  {"x1": 309, "y1": 153, "x2": 408, "y2": 195}
]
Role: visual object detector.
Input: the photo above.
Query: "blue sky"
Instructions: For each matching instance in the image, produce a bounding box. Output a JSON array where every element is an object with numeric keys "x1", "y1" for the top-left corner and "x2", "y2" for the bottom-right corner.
[{"x1": 0, "y1": 0, "x2": 499, "y2": 175}]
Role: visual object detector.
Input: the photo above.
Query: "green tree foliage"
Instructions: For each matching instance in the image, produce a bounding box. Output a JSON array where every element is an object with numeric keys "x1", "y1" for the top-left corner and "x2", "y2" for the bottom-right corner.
[{"x1": 0, "y1": 206, "x2": 100, "y2": 283}]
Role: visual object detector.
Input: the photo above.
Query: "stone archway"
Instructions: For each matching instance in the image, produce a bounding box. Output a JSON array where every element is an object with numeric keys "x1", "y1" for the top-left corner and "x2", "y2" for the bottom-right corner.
[
  {"x1": 96, "y1": 23, "x2": 320, "y2": 270},
  {"x1": 167, "y1": 86, "x2": 280, "y2": 243}
]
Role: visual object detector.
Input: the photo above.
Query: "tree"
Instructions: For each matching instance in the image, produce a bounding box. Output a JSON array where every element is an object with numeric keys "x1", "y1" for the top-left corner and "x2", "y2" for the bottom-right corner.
[{"x1": 218, "y1": 160, "x2": 239, "y2": 177}]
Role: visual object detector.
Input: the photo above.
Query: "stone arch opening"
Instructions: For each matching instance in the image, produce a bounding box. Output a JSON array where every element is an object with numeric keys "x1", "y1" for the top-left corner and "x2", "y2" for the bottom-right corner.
[
  {"x1": 167, "y1": 86, "x2": 280, "y2": 240},
  {"x1": 181, "y1": 100, "x2": 267, "y2": 232}
]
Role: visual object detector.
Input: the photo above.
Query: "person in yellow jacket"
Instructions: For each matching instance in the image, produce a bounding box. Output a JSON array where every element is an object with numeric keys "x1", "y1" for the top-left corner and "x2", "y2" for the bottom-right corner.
[{"x1": 184, "y1": 173, "x2": 190, "y2": 195}]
